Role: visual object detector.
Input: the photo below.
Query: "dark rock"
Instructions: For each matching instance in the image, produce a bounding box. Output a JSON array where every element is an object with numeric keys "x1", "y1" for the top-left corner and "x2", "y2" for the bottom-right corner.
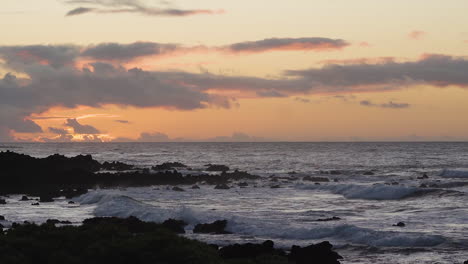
[
  {"x1": 20, "y1": 195, "x2": 30, "y2": 201},
  {"x1": 393, "y1": 222, "x2": 405, "y2": 227},
  {"x1": 191, "y1": 185, "x2": 200, "y2": 189},
  {"x1": 193, "y1": 220, "x2": 231, "y2": 234},
  {"x1": 61, "y1": 220, "x2": 72, "y2": 224},
  {"x1": 31, "y1": 202, "x2": 40, "y2": 206},
  {"x1": 417, "y1": 173, "x2": 429, "y2": 179},
  {"x1": 46, "y1": 219, "x2": 61, "y2": 225},
  {"x1": 162, "y1": 219, "x2": 188, "y2": 234},
  {"x1": 315, "y1": 182, "x2": 321, "y2": 185},
  {"x1": 101, "y1": 161, "x2": 133, "y2": 171},
  {"x1": 172, "y1": 186, "x2": 185, "y2": 192},
  {"x1": 0, "y1": 223, "x2": 3, "y2": 229},
  {"x1": 152, "y1": 162, "x2": 187, "y2": 171},
  {"x1": 363, "y1": 171, "x2": 374, "y2": 175},
  {"x1": 238, "y1": 182, "x2": 249, "y2": 187},
  {"x1": 289, "y1": 241, "x2": 343, "y2": 264},
  {"x1": 463, "y1": 260, "x2": 468, "y2": 264},
  {"x1": 0, "y1": 215, "x2": 5, "y2": 220},
  {"x1": 219, "y1": 240, "x2": 285, "y2": 259},
  {"x1": 68, "y1": 201, "x2": 75, "y2": 204},
  {"x1": 0, "y1": 199, "x2": 6, "y2": 204},
  {"x1": 214, "y1": 184, "x2": 230, "y2": 190},
  {"x1": 39, "y1": 195, "x2": 54, "y2": 203},
  {"x1": 270, "y1": 185, "x2": 281, "y2": 189},
  {"x1": 303, "y1": 176, "x2": 330, "y2": 182},
  {"x1": 316, "y1": 216, "x2": 341, "y2": 222},
  {"x1": 206, "y1": 164, "x2": 230, "y2": 172},
  {"x1": 329, "y1": 170, "x2": 342, "y2": 175},
  {"x1": 420, "y1": 184, "x2": 428, "y2": 188},
  {"x1": 288, "y1": 171, "x2": 297, "y2": 175}
]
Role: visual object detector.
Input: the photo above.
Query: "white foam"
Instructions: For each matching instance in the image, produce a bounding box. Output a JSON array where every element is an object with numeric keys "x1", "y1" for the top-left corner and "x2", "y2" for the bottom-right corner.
[
  {"x1": 75, "y1": 190, "x2": 445, "y2": 248},
  {"x1": 297, "y1": 183, "x2": 429, "y2": 200},
  {"x1": 440, "y1": 169, "x2": 468, "y2": 178},
  {"x1": 229, "y1": 222, "x2": 445, "y2": 247}
]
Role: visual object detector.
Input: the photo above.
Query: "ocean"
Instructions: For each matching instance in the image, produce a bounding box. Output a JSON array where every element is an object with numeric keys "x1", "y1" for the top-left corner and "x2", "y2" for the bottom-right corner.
[{"x1": 1, "y1": 142, "x2": 467, "y2": 263}]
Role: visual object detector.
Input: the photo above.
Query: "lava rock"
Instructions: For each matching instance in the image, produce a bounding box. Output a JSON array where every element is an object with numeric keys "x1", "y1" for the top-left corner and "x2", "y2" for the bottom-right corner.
[
  {"x1": 393, "y1": 222, "x2": 405, "y2": 227},
  {"x1": 39, "y1": 196, "x2": 54, "y2": 203},
  {"x1": 46, "y1": 219, "x2": 61, "y2": 225},
  {"x1": 238, "y1": 182, "x2": 249, "y2": 187},
  {"x1": 0, "y1": 215, "x2": 5, "y2": 220},
  {"x1": 172, "y1": 186, "x2": 185, "y2": 192},
  {"x1": 101, "y1": 161, "x2": 133, "y2": 171},
  {"x1": 152, "y1": 162, "x2": 187, "y2": 171},
  {"x1": 206, "y1": 164, "x2": 230, "y2": 172},
  {"x1": 289, "y1": 241, "x2": 343, "y2": 264},
  {"x1": 214, "y1": 184, "x2": 230, "y2": 190},
  {"x1": 219, "y1": 240, "x2": 285, "y2": 259},
  {"x1": 316, "y1": 216, "x2": 341, "y2": 222},
  {"x1": 417, "y1": 173, "x2": 429, "y2": 179},
  {"x1": 68, "y1": 201, "x2": 75, "y2": 204},
  {"x1": 303, "y1": 176, "x2": 330, "y2": 182},
  {"x1": 162, "y1": 219, "x2": 188, "y2": 234},
  {"x1": 193, "y1": 220, "x2": 231, "y2": 234}
]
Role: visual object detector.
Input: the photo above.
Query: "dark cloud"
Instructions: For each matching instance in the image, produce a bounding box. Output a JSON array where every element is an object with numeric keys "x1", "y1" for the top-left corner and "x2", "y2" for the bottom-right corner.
[
  {"x1": 65, "y1": 118, "x2": 101, "y2": 134},
  {"x1": 82, "y1": 42, "x2": 178, "y2": 61},
  {"x1": 226, "y1": 38, "x2": 349, "y2": 53},
  {"x1": 64, "y1": 0, "x2": 223, "y2": 17},
  {"x1": 48, "y1": 127, "x2": 69, "y2": 135},
  {"x1": 360, "y1": 100, "x2": 410, "y2": 109},
  {"x1": 66, "y1": 7, "x2": 94, "y2": 16},
  {"x1": 285, "y1": 54, "x2": 468, "y2": 89},
  {"x1": 0, "y1": 45, "x2": 80, "y2": 69}
]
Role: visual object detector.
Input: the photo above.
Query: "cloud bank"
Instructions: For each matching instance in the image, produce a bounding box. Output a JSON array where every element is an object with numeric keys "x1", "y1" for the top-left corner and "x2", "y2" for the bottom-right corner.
[{"x1": 1, "y1": 41, "x2": 468, "y2": 141}]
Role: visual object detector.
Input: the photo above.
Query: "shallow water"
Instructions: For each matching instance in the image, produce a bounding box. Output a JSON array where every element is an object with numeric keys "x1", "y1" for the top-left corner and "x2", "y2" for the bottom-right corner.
[{"x1": 1, "y1": 142, "x2": 467, "y2": 263}]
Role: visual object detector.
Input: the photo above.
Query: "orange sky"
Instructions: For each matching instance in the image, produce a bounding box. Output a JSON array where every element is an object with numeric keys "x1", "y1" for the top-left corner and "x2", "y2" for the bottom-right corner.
[{"x1": 1, "y1": 0, "x2": 468, "y2": 142}]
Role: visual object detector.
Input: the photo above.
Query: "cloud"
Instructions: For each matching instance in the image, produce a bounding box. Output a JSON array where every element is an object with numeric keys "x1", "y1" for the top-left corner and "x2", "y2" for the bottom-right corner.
[
  {"x1": 48, "y1": 127, "x2": 69, "y2": 135},
  {"x1": 66, "y1": 7, "x2": 94, "y2": 16},
  {"x1": 408, "y1": 30, "x2": 426, "y2": 40},
  {"x1": 64, "y1": 0, "x2": 223, "y2": 17},
  {"x1": 1, "y1": 46, "x2": 468, "y2": 141},
  {"x1": 0, "y1": 45, "x2": 80, "y2": 69},
  {"x1": 225, "y1": 38, "x2": 349, "y2": 53},
  {"x1": 360, "y1": 100, "x2": 410, "y2": 109},
  {"x1": 81, "y1": 42, "x2": 179, "y2": 61},
  {"x1": 65, "y1": 118, "x2": 101, "y2": 134}
]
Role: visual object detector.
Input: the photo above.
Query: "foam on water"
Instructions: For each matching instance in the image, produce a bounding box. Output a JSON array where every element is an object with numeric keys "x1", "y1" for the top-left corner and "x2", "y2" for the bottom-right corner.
[
  {"x1": 297, "y1": 183, "x2": 437, "y2": 200},
  {"x1": 440, "y1": 169, "x2": 468, "y2": 178},
  {"x1": 75, "y1": 190, "x2": 447, "y2": 248}
]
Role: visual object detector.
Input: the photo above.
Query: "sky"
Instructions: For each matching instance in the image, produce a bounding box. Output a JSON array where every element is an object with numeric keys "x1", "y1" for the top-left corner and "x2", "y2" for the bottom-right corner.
[{"x1": 1, "y1": 0, "x2": 468, "y2": 142}]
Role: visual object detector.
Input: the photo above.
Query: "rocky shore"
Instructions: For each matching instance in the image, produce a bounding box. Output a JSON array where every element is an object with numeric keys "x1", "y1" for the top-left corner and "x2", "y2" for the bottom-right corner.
[
  {"x1": 0, "y1": 216, "x2": 343, "y2": 264},
  {"x1": 0, "y1": 151, "x2": 259, "y2": 201}
]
